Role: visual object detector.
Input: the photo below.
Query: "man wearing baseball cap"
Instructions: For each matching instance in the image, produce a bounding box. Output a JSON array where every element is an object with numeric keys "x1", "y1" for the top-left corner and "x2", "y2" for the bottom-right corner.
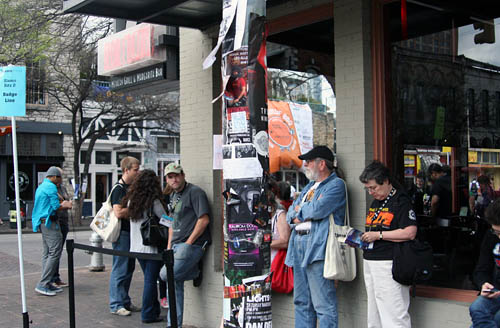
[
  {"x1": 33, "y1": 166, "x2": 73, "y2": 296},
  {"x1": 160, "y1": 163, "x2": 211, "y2": 327},
  {"x1": 285, "y1": 146, "x2": 346, "y2": 328}
]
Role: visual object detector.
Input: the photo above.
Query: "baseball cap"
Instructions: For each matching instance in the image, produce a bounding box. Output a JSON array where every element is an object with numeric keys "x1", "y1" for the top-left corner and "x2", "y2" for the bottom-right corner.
[
  {"x1": 298, "y1": 146, "x2": 335, "y2": 162},
  {"x1": 164, "y1": 163, "x2": 183, "y2": 176},
  {"x1": 46, "y1": 166, "x2": 62, "y2": 177}
]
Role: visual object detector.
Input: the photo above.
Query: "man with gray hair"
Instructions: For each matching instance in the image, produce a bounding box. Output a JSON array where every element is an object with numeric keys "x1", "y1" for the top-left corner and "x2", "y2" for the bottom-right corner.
[
  {"x1": 285, "y1": 146, "x2": 346, "y2": 328},
  {"x1": 33, "y1": 166, "x2": 73, "y2": 296}
]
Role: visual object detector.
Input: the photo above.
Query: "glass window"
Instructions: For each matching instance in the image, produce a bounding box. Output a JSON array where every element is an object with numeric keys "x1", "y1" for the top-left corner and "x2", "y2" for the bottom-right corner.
[
  {"x1": 46, "y1": 135, "x2": 63, "y2": 157},
  {"x1": 6, "y1": 162, "x2": 34, "y2": 201},
  {"x1": 95, "y1": 151, "x2": 111, "y2": 164},
  {"x1": 157, "y1": 137, "x2": 175, "y2": 153},
  {"x1": 389, "y1": 10, "x2": 500, "y2": 290},
  {"x1": 26, "y1": 60, "x2": 46, "y2": 105},
  {"x1": 175, "y1": 137, "x2": 180, "y2": 154},
  {"x1": 116, "y1": 152, "x2": 141, "y2": 167}
]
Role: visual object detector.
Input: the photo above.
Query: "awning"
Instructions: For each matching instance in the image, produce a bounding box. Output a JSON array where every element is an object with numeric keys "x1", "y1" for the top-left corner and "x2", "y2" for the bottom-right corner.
[
  {"x1": 63, "y1": 0, "x2": 290, "y2": 29},
  {"x1": 63, "y1": 0, "x2": 222, "y2": 29}
]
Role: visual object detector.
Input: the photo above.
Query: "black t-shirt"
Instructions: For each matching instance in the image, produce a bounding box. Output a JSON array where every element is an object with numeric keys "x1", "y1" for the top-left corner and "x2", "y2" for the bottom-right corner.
[
  {"x1": 430, "y1": 174, "x2": 452, "y2": 218},
  {"x1": 363, "y1": 191, "x2": 417, "y2": 260},
  {"x1": 110, "y1": 182, "x2": 129, "y2": 232}
]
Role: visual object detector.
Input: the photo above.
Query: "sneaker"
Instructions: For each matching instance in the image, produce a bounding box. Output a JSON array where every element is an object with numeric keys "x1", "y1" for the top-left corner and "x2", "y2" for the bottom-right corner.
[
  {"x1": 35, "y1": 286, "x2": 56, "y2": 296},
  {"x1": 48, "y1": 283, "x2": 63, "y2": 293},
  {"x1": 111, "y1": 307, "x2": 131, "y2": 316},
  {"x1": 53, "y1": 280, "x2": 69, "y2": 288},
  {"x1": 125, "y1": 303, "x2": 141, "y2": 312},
  {"x1": 160, "y1": 297, "x2": 169, "y2": 309}
]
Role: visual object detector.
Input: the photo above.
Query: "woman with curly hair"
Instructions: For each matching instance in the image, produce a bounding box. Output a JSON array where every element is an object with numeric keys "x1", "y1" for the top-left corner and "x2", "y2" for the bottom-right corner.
[{"x1": 121, "y1": 169, "x2": 167, "y2": 324}]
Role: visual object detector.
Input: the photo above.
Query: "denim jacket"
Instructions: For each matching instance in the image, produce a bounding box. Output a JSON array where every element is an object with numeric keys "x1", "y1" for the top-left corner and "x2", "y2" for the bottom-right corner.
[{"x1": 284, "y1": 172, "x2": 346, "y2": 268}]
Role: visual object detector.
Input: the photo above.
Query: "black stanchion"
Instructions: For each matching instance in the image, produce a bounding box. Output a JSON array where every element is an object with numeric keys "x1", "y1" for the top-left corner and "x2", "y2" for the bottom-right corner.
[
  {"x1": 67, "y1": 239, "x2": 76, "y2": 328},
  {"x1": 163, "y1": 250, "x2": 177, "y2": 328},
  {"x1": 22, "y1": 312, "x2": 29, "y2": 328},
  {"x1": 65, "y1": 239, "x2": 178, "y2": 328}
]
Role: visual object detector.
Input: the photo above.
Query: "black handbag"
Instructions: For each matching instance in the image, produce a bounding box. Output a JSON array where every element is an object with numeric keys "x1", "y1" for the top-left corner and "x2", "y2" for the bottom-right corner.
[
  {"x1": 140, "y1": 208, "x2": 169, "y2": 248},
  {"x1": 392, "y1": 239, "x2": 433, "y2": 293}
]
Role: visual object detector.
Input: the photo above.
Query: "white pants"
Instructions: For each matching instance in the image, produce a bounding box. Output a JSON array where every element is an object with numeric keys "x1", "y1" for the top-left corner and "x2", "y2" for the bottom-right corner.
[{"x1": 363, "y1": 259, "x2": 411, "y2": 328}]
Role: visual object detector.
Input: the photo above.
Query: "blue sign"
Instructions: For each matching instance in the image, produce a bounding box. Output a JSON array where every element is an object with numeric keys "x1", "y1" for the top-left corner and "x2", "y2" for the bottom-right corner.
[{"x1": 0, "y1": 66, "x2": 26, "y2": 117}]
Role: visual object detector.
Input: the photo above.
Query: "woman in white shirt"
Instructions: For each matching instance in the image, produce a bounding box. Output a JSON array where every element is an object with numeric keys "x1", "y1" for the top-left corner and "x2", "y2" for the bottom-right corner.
[
  {"x1": 121, "y1": 169, "x2": 167, "y2": 324},
  {"x1": 269, "y1": 190, "x2": 291, "y2": 263}
]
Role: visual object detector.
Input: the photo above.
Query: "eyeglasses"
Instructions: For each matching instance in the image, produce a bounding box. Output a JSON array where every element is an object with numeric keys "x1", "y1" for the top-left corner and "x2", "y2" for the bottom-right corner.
[
  {"x1": 491, "y1": 228, "x2": 500, "y2": 236},
  {"x1": 364, "y1": 185, "x2": 379, "y2": 193}
]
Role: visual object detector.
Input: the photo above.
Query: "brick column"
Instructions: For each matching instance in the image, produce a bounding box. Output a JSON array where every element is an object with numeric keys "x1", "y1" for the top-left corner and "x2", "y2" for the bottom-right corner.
[
  {"x1": 178, "y1": 27, "x2": 223, "y2": 327},
  {"x1": 334, "y1": 0, "x2": 373, "y2": 326}
]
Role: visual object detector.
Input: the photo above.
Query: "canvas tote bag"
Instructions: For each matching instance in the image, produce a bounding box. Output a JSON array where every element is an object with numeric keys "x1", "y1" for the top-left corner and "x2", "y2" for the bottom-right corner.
[
  {"x1": 323, "y1": 179, "x2": 356, "y2": 281},
  {"x1": 90, "y1": 183, "x2": 123, "y2": 242}
]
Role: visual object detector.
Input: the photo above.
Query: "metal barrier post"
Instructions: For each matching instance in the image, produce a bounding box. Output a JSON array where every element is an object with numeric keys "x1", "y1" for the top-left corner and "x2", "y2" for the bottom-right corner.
[
  {"x1": 67, "y1": 239, "x2": 76, "y2": 328},
  {"x1": 163, "y1": 250, "x2": 177, "y2": 328}
]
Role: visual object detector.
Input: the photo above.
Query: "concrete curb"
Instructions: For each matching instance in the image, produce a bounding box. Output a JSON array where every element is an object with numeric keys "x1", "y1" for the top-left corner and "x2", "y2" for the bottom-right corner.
[{"x1": 0, "y1": 221, "x2": 92, "y2": 235}]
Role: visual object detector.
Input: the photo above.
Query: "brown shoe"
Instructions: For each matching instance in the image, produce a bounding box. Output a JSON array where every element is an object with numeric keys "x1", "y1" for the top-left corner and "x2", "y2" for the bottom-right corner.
[{"x1": 53, "y1": 281, "x2": 69, "y2": 288}]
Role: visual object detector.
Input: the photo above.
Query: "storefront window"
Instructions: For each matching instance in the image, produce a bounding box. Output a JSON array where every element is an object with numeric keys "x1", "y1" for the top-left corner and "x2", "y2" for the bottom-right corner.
[
  {"x1": 389, "y1": 8, "x2": 500, "y2": 290},
  {"x1": 96, "y1": 151, "x2": 111, "y2": 164}
]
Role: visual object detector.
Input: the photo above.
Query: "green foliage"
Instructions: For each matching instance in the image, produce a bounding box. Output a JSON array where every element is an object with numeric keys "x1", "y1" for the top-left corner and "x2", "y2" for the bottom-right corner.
[{"x1": 0, "y1": 0, "x2": 55, "y2": 65}]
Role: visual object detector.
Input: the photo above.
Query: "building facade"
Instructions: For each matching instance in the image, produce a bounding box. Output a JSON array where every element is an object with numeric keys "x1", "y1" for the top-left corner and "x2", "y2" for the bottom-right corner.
[{"x1": 63, "y1": 0, "x2": 500, "y2": 326}]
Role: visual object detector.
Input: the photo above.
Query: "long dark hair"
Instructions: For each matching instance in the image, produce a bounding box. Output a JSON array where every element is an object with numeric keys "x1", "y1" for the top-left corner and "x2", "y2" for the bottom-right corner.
[{"x1": 121, "y1": 169, "x2": 165, "y2": 220}]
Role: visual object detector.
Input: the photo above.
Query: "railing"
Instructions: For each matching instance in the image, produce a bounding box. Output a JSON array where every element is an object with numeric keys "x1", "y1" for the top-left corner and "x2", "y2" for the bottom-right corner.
[{"x1": 65, "y1": 239, "x2": 177, "y2": 328}]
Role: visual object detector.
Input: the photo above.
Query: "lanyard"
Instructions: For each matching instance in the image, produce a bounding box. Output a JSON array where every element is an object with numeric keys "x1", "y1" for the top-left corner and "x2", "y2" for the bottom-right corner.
[
  {"x1": 168, "y1": 183, "x2": 187, "y2": 215},
  {"x1": 369, "y1": 187, "x2": 396, "y2": 232}
]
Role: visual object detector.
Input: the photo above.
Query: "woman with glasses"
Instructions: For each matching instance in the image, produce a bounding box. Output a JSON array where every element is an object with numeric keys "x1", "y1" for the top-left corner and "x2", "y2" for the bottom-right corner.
[
  {"x1": 359, "y1": 161, "x2": 417, "y2": 328},
  {"x1": 122, "y1": 169, "x2": 167, "y2": 324}
]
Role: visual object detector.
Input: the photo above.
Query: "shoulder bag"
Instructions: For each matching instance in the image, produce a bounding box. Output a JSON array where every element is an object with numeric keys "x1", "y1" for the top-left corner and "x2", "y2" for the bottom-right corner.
[
  {"x1": 90, "y1": 183, "x2": 123, "y2": 243},
  {"x1": 270, "y1": 209, "x2": 293, "y2": 293},
  {"x1": 323, "y1": 179, "x2": 357, "y2": 281},
  {"x1": 140, "y1": 206, "x2": 169, "y2": 248},
  {"x1": 271, "y1": 249, "x2": 294, "y2": 293}
]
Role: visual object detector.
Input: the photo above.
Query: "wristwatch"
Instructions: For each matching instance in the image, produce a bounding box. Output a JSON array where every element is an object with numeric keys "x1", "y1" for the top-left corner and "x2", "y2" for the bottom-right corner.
[{"x1": 379, "y1": 231, "x2": 383, "y2": 240}]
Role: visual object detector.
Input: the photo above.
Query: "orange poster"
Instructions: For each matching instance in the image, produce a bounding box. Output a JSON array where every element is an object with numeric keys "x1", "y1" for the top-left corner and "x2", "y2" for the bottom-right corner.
[{"x1": 268, "y1": 100, "x2": 302, "y2": 173}]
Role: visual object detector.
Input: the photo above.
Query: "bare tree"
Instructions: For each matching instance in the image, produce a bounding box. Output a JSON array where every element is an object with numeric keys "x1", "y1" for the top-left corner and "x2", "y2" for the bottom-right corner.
[
  {"x1": 0, "y1": 1, "x2": 179, "y2": 225},
  {"x1": 42, "y1": 15, "x2": 179, "y2": 225}
]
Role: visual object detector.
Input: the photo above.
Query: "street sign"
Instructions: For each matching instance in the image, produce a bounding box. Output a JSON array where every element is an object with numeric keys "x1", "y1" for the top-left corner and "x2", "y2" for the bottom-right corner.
[{"x1": 0, "y1": 66, "x2": 26, "y2": 117}]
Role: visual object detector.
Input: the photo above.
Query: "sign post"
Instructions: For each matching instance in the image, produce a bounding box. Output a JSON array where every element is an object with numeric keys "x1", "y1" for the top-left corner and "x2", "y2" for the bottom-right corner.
[{"x1": 0, "y1": 65, "x2": 28, "y2": 327}]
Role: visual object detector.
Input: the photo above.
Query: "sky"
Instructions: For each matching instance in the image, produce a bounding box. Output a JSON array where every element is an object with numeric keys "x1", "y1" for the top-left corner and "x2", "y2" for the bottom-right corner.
[{"x1": 458, "y1": 18, "x2": 500, "y2": 67}]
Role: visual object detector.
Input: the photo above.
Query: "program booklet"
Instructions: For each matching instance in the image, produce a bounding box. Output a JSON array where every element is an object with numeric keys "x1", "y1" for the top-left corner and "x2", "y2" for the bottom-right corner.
[{"x1": 344, "y1": 228, "x2": 374, "y2": 250}]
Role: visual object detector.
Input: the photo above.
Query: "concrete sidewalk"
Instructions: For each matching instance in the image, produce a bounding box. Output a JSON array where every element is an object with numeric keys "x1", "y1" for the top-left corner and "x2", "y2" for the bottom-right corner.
[
  {"x1": 0, "y1": 265, "x2": 199, "y2": 328},
  {"x1": 0, "y1": 221, "x2": 201, "y2": 328}
]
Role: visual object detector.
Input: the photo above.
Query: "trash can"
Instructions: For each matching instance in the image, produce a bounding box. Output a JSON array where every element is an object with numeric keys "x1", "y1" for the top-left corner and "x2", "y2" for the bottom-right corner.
[{"x1": 9, "y1": 199, "x2": 26, "y2": 229}]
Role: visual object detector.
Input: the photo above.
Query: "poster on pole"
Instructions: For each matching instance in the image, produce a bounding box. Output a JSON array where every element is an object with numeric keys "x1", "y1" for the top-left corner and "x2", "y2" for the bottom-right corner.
[{"x1": 0, "y1": 66, "x2": 26, "y2": 117}]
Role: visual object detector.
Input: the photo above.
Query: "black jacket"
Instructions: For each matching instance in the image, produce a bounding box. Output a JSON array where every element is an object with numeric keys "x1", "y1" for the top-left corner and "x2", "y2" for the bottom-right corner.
[{"x1": 473, "y1": 232, "x2": 500, "y2": 289}]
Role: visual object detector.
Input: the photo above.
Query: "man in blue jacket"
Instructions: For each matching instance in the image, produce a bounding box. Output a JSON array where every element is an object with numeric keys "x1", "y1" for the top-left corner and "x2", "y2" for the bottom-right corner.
[
  {"x1": 285, "y1": 146, "x2": 346, "y2": 328},
  {"x1": 33, "y1": 166, "x2": 73, "y2": 296}
]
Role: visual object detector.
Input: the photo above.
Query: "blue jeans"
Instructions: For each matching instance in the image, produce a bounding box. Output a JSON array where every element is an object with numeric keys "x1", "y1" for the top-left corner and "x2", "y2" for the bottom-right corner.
[
  {"x1": 160, "y1": 243, "x2": 204, "y2": 327},
  {"x1": 470, "y1": 295, "x2": 500, "y2": 327},
  {"x1": 109, "y1": 230, "x2": 136, "y2": 312},
  {"x1": 138, "y1": 259, "x2": 163, "y2": 321},
  {"x1": 37, "y1": 223, "x2": 63, "y2": 289},
  {"x1": 292, "y1": 233, "x2": 338, "y2": 328}
]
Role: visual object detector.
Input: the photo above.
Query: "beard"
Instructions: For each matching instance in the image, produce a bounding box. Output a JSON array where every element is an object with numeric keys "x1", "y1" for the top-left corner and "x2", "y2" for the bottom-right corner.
[{"x1": 305, "y1": 167, "x2": 320, "y2": 181}]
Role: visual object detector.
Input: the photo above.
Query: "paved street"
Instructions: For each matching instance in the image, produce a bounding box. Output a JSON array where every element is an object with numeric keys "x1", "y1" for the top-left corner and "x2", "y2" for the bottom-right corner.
[{"x1": 0, "y1": 230, "x2": 198, "y2": 328}]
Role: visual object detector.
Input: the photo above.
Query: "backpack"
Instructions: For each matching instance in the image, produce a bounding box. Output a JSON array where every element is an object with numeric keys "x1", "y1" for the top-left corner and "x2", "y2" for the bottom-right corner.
[{"x1": 392, "y1": 239, "x2": 433, "y2": 296}]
